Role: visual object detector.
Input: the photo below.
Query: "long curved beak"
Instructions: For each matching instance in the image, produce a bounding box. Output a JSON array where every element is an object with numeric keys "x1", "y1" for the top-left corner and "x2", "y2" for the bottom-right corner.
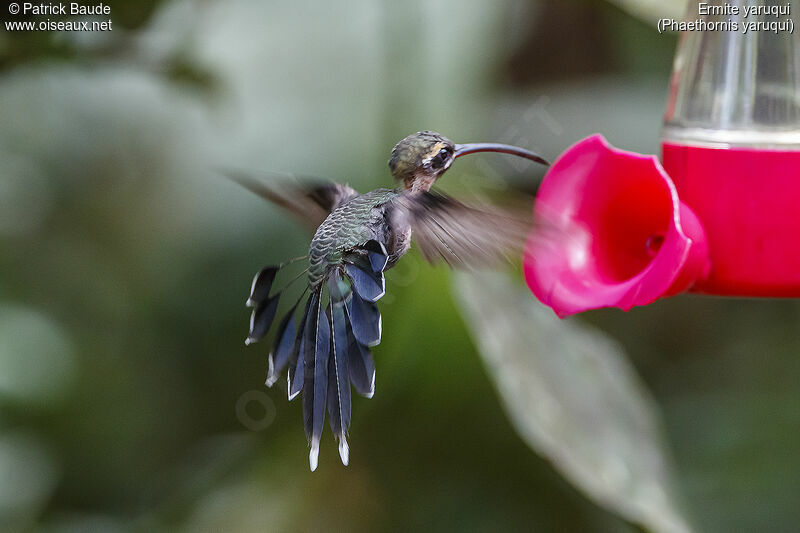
[{"x1": 454, "y1": 143, "x2": 549, "y2": 166}]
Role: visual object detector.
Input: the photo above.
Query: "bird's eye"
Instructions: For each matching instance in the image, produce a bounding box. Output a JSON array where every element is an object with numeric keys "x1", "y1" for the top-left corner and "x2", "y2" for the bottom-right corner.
[{"x1": 431, "y1": 148, "x2": 452, "y2": 169}]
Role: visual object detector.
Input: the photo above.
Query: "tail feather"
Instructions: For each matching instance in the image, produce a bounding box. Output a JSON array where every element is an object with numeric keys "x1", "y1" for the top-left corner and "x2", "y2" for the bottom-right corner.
[
  {"x1": 327, "y1": 271, "x2": 352, "y2": 465},
  {"x1": 246, "y1": 266, "x2": 279, "y2": 307},
  {"x1": 344, "y1": 263, "x2": 385, "y2": 302},
  {"x1": 345, "y1": 291, "x2": 382, "y2": 347},
  {"x1": 246, "y1": 240, "x2": 389, "y2": 471},
  {"x1": 362, "y1": 240, "x2": 389, "y2": 272},
  {"x1": 245, "y1": 265, "x2": 281, "y2": 345},
  {"x1": 265, "y1": 299, "x2": 299, "y2": 387},
  {"x1": 326, "y1": 341, "x2": 350, "y2": 466},
  {"x1": 246, "y1": 295, "x2": 280, "y2": 346},
  {"x1": 303, "y1": 289, "x2": 329, "y2": 472},
  {"x1": 245, "y1": 262, "x2": 306, "y2": 347},
  {"x1": 287, "y1": 295, "x2": 314, "y2": 400},
  {"x1": 346, "y1": 322, "x2": 376, "y2": 398},
  {"x1": 288, "y1": 334, "x2": 306, "y2": 401}
]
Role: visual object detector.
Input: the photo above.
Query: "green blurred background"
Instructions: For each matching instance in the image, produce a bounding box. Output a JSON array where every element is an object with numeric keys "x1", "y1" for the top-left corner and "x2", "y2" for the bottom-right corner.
[{"x1": 2, "y1": 0, "x2": 800, "y2": 531}]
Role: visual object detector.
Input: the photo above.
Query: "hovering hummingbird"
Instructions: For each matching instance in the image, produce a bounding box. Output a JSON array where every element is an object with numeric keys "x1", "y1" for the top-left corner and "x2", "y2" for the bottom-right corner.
[{"x1": 233, "y1": 131, "x2": 549, "y2": 471}]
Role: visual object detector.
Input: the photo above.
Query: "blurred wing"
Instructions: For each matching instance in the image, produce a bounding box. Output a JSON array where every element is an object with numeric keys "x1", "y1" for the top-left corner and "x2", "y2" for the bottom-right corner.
[
  {"x1": 391, "y1": 191, "x2": 535, "y2": 269},
  {"x1": 221, "y1": 169, "x2": 360, "y2": 230}
]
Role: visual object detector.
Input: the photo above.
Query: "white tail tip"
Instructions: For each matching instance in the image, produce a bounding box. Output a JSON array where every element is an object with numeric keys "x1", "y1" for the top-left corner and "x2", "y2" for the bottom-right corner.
[
  {"x1": 309, "y1": 443, "x2": 320, "y2": 472},
  {"x1": 265, "y1": 356, "x2": 276, "y2": 387},
  {"x1": 287, "y1": 374, "x2": 300, "y2": 401},
  {"x1": 338, "y1": 438, "x2": 350, "y2": 466}
]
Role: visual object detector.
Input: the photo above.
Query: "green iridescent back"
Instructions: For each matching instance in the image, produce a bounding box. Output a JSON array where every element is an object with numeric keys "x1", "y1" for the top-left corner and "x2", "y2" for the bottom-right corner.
[{"x1": 308, "y1": 188, "x2": 400, "y2": 286}]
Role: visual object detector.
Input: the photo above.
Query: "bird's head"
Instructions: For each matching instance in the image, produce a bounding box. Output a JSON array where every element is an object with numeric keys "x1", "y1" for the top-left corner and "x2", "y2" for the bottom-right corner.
[{"x1": 388, "y1": 130, "x2": 549, "y2": 192}]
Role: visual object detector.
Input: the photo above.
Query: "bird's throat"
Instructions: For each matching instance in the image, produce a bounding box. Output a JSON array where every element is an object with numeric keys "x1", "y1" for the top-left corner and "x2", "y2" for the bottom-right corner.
[{"x1": 405, "y1": 172, "x2": 437, "y2": 193}]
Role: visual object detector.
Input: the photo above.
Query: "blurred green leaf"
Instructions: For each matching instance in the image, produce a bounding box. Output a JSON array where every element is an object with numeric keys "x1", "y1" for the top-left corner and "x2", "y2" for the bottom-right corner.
[
  {"x1": 455, "y1": 271, "x2": 691, "y2": 533},
  {"x1": 0, "y1": 305, "x2": 75, "y2": 406},
  {"x1": 0, "y1": 431, "x2": 57, "y2": 528}
]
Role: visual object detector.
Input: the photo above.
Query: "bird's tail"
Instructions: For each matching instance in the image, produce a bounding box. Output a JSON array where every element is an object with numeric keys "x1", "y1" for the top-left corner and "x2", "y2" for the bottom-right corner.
[{"x1": 245, "y1": 241, "x2": 389, "y2": 471}]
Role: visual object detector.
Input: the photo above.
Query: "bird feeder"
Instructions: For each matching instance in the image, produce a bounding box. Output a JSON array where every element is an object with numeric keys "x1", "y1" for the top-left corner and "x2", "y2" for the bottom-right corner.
[{"x1": 525, "y1": 2, "x2": 800, "y2": 317}]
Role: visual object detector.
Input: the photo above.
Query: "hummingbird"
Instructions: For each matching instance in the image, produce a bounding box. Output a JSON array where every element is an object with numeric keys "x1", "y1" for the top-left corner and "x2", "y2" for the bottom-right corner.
[{"x1": 233, "y1": 131, "x2": 549, "y2": 471}]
